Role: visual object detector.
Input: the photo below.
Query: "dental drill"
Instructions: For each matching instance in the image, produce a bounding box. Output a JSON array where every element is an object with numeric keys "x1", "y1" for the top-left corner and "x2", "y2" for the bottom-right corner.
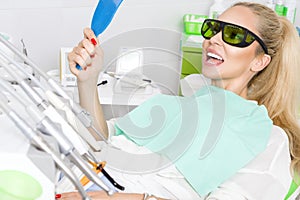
[
  {"x1": 0, "y1": 45, "x2": 125, "y2": 191},
  {"x1": 0, "y1": 54, "x2": 92, "y2": 157},
  {"x1": 0, "y1": 45, "x2": 106, "y2": 167},
  {"x1": 0, "y1": 36, "x2": 124, "y2": 192},
  {"x1": 0, "y1": 47, "x2": 104, "y2": 151},
  {"x1": 0, "y1": 36, "x2": 108, "y2": 145},
  {"x1": 0, "y1": 58, "x2": 115, "y2": 195},
  {"x1": 0, "y1": 91, "x2": 91, "y2": 200}
]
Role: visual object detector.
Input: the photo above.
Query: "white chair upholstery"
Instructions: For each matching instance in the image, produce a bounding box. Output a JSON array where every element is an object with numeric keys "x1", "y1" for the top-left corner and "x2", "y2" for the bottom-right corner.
[{"x1": 180, "y1": 74, "x2": 211, "y2": 96}]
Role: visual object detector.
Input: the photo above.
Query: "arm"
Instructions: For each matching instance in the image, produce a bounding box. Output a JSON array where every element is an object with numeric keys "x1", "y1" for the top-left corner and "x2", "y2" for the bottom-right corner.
[
  {"x1": 68, "y1": 28, "x2": 108, "y2": 140},
  {"x1": 60, "y1": 191, "x2": 166, "y2": 200}
]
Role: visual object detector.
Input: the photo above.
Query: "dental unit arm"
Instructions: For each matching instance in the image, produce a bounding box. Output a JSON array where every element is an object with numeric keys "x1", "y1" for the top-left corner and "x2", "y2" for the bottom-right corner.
[
  {"x1": 0, "y1": 91, "x2": 91, "y2": 200},
  {"x1": 0, "y1": 38, "x2": 119, "y2": 185},
  {"x1": 0, "y1": 47, "x2": 117, "y2": 195},
  {"x1": 0, "y1": 52, "x2": 92, "y2": 157},
  {"x1": 0, "y1": 76, "x2": 114, "y2": 195},
  {"x1": 0, "y1": 36, "x2": 108, "y2": 148},
  {"x1": 0, "y1": 42, "x2": 107, "y2": 167},
  {"x1": 0, "y1": 40, "x2": 124, "y2": 189}
]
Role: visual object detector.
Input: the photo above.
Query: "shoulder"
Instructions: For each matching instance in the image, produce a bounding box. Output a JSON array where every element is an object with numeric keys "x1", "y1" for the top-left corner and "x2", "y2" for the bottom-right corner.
[
  {"x1": 208, "y1": 125, "x2": 292, "y2": 200},
  {"x1": 243, "y1": 125, "x2": 291, "y2": 173},
  {"x1": 269, "y1": 125, "x2": 289, "y2": 144}
]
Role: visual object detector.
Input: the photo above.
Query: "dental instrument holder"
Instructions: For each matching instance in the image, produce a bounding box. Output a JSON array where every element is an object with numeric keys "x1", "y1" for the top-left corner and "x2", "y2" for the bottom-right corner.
[
  {"x1": 29, "y1": 108, "x2": 113, "y2": 195},
  {"x1": 0, "y1": 35, "x2": 107, "y2": 149},
  {"x1": 0, "y1": 47, "x2": 108, "y2": 171},
  {"x1": 0, "y1": 42, "x2": 115, "y2": 195},
  {"x1": 76, "y1": 0, "x2": 124, "y2": 70},
  {"x1": 0, "y1": 79, "x2": 118, "y2": 197},
  {"x1": 0, "y1": 96, "x2": 91, "y2": 200},
  {"x1": 0, "y1": 63, "x2": 114, "y2": 196}
]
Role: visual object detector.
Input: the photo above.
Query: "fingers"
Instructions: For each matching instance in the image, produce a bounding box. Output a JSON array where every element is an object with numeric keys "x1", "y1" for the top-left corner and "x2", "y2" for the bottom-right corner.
[
  {"x1": 60, "y1": 191, "x2": 109, "y2": 200},
  {"x1": 72, "y1": 44, "x2": 92, "y2": 68},
  {"x1": 60, "y1": 192, "x2": 82, "y2": 199},
  {"x1": 68, "y1": 27, "x2": 100, "y2": 74},
  {"x1": 83, "y1": 27, "x2": 99, "y2": 47}
]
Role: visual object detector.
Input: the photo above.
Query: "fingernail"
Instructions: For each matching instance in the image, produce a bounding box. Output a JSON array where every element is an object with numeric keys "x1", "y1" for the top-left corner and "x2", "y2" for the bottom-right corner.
[
  {"x1": 91, "y1": 38, "x2": 97, "y2": 46},
  {"x1": 55, "y1": 194, "x2": 62, "y2": 199}
]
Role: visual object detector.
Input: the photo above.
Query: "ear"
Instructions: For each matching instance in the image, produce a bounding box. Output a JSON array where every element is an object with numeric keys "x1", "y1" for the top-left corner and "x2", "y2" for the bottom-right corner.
[{"x1": 250, "y1": 54, "x2": 271, "y2": 72}]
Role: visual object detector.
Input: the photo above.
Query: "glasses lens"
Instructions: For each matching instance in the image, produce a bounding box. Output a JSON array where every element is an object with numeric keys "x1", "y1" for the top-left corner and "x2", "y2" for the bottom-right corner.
[
  {"x1": 245, "y1": 33, "x2": 255, "y2": 44},
  {"x1": 202, "y1": 20, "x2": 221, "y2": 38},
  {"x1": 223, "y1": 25, "x2": 246, "y2": 45}
]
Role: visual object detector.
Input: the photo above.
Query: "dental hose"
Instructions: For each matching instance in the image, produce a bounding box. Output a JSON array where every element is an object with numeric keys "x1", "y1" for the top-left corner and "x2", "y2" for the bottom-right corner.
[{"x1": 0, "y1": 35, "x2": 108, "y2": 144}]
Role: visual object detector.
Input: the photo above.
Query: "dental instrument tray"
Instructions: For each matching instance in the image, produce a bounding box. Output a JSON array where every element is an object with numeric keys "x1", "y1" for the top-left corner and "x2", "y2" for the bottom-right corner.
[{"x1": 183, "y1": 14, "x2": 208, "y2": 35}]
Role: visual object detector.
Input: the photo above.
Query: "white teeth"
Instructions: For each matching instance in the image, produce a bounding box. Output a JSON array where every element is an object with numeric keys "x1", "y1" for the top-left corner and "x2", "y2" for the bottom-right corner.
[{"x1": 207, "y1": 52, "x2": 223, "y2": 61}]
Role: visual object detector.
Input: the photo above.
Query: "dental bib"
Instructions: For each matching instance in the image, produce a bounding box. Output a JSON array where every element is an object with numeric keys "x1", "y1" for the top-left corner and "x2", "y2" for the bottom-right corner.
[{"x1": 115, "y1": 86, "x2": 272, "y2": 196}]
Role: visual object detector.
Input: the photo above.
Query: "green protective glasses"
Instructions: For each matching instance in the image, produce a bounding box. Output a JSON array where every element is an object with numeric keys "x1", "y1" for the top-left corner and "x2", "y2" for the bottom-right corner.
[{"x1": 201, "y1": 19, "x2": 268, "y2": 54}]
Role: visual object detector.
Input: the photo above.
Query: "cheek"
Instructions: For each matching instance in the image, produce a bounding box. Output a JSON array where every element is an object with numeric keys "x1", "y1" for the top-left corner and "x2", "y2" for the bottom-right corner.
[
  {"x1": 202, "y1": 40, "x2": 209, "y2": 50},
  {"x1": 220, "y1": 48, "x2": 255, "y2": 77},
  {"x1": 226, "y1": 47, "x2": 255, "y2": 68}
]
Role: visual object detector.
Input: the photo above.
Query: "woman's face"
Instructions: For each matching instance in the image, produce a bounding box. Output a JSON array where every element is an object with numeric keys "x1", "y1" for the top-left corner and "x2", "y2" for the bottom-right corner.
[{"x1": 202, "y1": 6, "x2": 262, "y2": 93}]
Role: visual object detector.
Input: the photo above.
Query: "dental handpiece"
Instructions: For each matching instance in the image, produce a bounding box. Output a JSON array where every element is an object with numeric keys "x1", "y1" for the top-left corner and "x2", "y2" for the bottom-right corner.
[
  {"x1": 0, "y1": 47, "x2": 106, "y2": 148},
  {"x1": 0, "y1": 81, "x2": 114, "y2": 195},
  {"x1": 0, "y1": 33, "x2": 120, "y2": 193},
  {"x1": 0, "y1": 59, "x2": 119, "y2": 191},
  {"x1": 0, "y1": 57, "x2": 95, "y2": 156},
  {"x1": 0, "y1": 36, "x2": 108, "y2": 144},
  {"x1": 0, "y1": 35, "x2": 90, "y2": 115},
  {"x1": 45, "y1": 90, "x2": 106, "y2": 147},
  {"x1": 29, "y1": 94, "x2": 123, "y2": 192},
  {"x1": 26, "y1": 105, "x2": 113, "y2": 195},
  {"x1": 0, "y1": 92, "x2": 91, "y2": 200}
]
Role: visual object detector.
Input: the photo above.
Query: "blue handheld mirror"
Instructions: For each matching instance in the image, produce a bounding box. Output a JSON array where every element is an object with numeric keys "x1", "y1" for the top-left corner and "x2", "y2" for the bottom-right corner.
[
  {"x1": 76, "y1": 0, "x2": 124, "y2": 70},
  {"x1": 91, "y1": 0, "x2": 124, "y2": 37}
]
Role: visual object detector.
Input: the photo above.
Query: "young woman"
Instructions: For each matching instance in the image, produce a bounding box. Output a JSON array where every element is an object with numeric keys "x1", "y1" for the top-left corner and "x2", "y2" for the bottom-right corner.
[{"x1": 61, "y1": 2, "x2": 300, "y2": 199}]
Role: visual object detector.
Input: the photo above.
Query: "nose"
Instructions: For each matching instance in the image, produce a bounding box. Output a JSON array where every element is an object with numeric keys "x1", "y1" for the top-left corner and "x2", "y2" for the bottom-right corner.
[{"x1": 208, "y1": 31, "x2": 223, "y2": 46}]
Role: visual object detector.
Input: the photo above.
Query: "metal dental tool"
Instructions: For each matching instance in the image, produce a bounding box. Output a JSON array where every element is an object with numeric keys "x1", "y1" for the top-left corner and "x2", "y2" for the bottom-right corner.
[
  {"x1": 0, "y1": 38, "x2": 125, "y2": 192},
  {"x1": 20, "y1": 38, "x2": 30, "y2": 66},
  {"x1": 0, "y1": 47, "x2": 103, "y2": 149},
  {"x1": 0, "y1": 58, "x2": 115, "y2": 195},
  {"x1": 0, "y1": 52, "x2": 90, "y2": 156},
  {"x1": 0, "y1": 91, "x2": 91, "y2": 200},
  {"x1": 0, "y1": 35, "x2": 108, "y2": 147},
  {"x1": 20, "y1": 38, "x2": 28, "y2": 57}
]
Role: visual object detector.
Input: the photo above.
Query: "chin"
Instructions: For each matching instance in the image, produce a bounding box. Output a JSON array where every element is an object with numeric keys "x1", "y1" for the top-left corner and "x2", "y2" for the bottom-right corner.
[{"x1": 202, "y1": 65, "x2": 222, "y2": 80}]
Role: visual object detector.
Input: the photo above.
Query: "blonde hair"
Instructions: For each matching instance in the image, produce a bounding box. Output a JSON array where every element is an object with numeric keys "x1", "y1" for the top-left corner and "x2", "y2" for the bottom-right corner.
[{"x1": 233, "y1": 2, "x2": 300, "y2": 178}]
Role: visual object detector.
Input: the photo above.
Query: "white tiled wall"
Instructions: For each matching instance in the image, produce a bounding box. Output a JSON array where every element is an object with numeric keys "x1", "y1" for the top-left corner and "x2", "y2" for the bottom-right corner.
[{"x1": 0, "y1": 0, "x2": 299, "y2": 72}]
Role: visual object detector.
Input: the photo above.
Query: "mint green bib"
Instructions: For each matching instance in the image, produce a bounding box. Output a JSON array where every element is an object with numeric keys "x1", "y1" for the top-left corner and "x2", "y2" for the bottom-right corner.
[{"x1": 115, "y1": 86, "x2": 272, "y2": 196}]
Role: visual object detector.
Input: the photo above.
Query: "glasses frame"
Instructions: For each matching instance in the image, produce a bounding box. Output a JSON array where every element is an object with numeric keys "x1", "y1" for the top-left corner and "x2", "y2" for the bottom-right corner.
[{"x1": 201, "y1": 19, "x2": 268, "y2": 54}]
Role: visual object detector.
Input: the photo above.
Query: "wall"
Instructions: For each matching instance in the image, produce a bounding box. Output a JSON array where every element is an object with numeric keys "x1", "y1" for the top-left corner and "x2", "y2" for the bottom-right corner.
[
  {"x1": 0, "y1": 0, "x2": 211, "y2": 72},
  {"x1": 0, "y1": 0, "x2": 97, "y2": 71},
  {"x1": 0, "y1": 0, "x2": 299, "y2": 72}
]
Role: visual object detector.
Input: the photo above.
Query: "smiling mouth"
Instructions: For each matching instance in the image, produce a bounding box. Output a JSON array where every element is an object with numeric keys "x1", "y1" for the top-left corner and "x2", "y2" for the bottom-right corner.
[{"x1": 206, "y1": 52, "x2": 224, "y2": 65}]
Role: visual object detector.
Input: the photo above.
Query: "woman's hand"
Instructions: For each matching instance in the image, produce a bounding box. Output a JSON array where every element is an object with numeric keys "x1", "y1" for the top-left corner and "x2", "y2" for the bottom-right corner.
[
  {"x1": 60, "y1": 191, "x2": 109, "y2": 200},
  {"x1": 60, "y1": 191, "x2": 145, "y2": 200},
  {"x1": 67, "y1": 27, "x2": 104, "y2": 83}
]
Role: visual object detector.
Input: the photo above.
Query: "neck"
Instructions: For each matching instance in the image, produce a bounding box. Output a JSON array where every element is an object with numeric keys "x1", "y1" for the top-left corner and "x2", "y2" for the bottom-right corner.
[{"x1": 211, "y1": 80, "x2": 249, "y2": 99}]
